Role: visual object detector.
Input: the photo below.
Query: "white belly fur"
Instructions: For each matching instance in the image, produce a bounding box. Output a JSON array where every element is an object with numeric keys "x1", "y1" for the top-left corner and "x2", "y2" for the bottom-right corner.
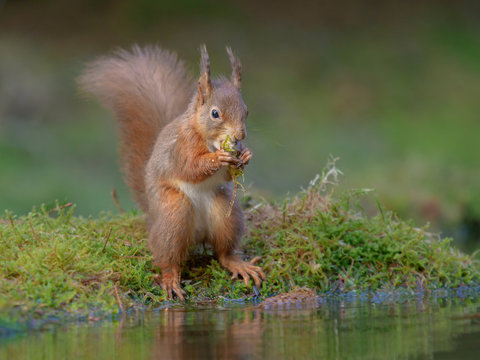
[{"x1": 176, "y1": 167, "x2": 229, "y2": 240}]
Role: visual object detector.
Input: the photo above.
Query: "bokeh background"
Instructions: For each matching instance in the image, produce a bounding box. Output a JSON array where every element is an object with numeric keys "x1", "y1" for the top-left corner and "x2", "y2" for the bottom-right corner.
[{"x1": 1, "y1": 0, "x2": 479, "y2": 252}]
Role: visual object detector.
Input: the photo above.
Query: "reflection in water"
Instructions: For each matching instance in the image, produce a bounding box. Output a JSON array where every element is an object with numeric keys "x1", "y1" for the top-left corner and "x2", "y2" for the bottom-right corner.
[
  {"x1": 147, "y1": 307, "x2": 264, "y2": 359},
  {"x1": 2, "y1": 297, "x2": 480, "y2": 360}
]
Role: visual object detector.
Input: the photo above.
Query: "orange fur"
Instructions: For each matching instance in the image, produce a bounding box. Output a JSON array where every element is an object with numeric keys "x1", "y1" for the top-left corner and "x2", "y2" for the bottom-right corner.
[
  {"x1": 210, "y1": 189, "x2": 244, "y2": 256},
  {"x1": 148, "y1": 184, "x2": 193, "y2": 268},
  {"x1": 172, "y1": 124, "x2": 222, "y2": 183},
  {"x1": 78, "y1": 46, "x2": 192, "y2": 210},
  {"x1": 80, "y1": 45, "x2": 264, "y2": 299}
]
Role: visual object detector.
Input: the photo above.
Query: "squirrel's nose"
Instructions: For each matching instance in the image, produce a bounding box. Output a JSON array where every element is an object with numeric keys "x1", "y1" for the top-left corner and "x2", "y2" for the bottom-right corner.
[
  {"x1": 235, "y1": 128, "x2": 246, "y2": 142},
  {"x1": 232, "y1": 135, "x2": 243, "y2": 145}
]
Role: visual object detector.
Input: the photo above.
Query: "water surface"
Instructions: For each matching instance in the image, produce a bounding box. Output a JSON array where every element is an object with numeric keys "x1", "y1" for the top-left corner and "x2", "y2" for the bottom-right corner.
[{"x1": 1, "y1": 295, "x2": 480, "y2": 359}]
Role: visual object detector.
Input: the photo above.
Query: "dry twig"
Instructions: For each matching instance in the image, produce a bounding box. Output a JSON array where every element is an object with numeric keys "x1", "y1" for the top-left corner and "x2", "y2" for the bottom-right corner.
[
  {"x1": 101, "y1": 228, "x2": 113, "y2": 252},
  {"x1": 114, "y1": 284, "x2": 126, "y2": 316},
  {"x1": 111, "y1": 189, "x2": 125, "y2": 214}
]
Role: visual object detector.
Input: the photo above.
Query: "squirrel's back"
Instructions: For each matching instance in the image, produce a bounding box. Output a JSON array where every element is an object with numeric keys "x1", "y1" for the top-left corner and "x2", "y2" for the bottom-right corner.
[{"x1": 79, "y1": 45, "x2": 193, "y2": 210}]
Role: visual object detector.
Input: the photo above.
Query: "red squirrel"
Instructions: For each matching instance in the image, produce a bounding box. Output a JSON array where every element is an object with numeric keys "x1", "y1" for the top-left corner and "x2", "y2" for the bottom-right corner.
[{"x1": 79, "y1": 45, "x2": 265, "y2": 299}]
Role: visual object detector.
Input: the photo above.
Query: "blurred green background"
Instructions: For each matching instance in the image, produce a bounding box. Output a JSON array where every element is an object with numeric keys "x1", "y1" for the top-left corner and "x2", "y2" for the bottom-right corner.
[{"x1": 1, "y1": 0, "x2": 479, "y2": 250}]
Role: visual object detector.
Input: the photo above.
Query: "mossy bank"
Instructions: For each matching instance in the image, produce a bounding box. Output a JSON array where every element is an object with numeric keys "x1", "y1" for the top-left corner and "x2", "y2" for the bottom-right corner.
[{"x1": 1, "y1": 165, "x2": 479, "y2": 329}]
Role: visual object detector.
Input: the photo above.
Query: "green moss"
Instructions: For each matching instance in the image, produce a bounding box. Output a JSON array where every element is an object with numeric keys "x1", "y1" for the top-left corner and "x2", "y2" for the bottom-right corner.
[
  {"x1": 221, "y1": 134, "x2": 245, "y2": 216},
  {"x1": 1, "y1": 164, "x2": 479, "y2": 322}
]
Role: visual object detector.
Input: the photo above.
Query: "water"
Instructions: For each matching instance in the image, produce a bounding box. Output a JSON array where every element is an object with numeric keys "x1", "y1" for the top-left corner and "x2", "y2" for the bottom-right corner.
[{"x1": 1, "y1": 294, "x2": 480, "y2": 360}]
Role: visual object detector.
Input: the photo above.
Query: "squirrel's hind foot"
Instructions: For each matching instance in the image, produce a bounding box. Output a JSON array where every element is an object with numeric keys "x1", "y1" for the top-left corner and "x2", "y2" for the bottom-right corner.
[
  {"x1": 154, "y1": 269, "x2": 186, "y2": 301},
  {"x1": 220, "y1": 255, "x2": 266, "y2": 288}
]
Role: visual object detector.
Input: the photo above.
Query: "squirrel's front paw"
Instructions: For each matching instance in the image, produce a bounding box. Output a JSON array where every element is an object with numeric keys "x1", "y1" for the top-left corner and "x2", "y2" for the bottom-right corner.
[
  {"x1": 216, "y1": 149, "x2": 241, "y2": 167},
  {"x1": 239, "y1": 148, "x2": 252, "y2": 166}
]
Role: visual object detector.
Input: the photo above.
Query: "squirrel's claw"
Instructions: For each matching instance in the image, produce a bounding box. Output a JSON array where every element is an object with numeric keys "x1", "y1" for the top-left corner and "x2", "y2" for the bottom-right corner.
[
  {"x1": 155, "y1": 271, "x2": 185, "y2": 301},
  {"x1": 239, "y1": 148, "x2": 253, "y2": 166},
  {"x1": 166, "y1": 282, "x2": 185, "y2": 301},
  {"x1": 249, "y1": 256, "x2": 262, "y2": 265},
  {"x1": 221, "y1": 255, "x2": 266, "y2": 289},
  {"x1": 216, "y1": 149, "x2": 241, "y2": 167}
]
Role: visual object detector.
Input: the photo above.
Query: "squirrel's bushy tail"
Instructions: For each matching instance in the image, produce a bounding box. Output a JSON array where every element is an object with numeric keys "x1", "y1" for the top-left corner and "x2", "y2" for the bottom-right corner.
[{"x1": 79, "y1": 45, "x2": 193, "y2": 210}]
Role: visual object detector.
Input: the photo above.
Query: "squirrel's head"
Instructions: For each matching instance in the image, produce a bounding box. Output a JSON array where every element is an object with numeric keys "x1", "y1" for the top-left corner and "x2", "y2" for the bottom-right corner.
[{"x1": 194, "y1": 45, "x2": 248, "y2": 151}]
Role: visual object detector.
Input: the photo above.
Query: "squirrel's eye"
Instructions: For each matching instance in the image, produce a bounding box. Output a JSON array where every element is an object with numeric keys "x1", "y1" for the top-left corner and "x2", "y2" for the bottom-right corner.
[{"x1": 211, "y1": 109, "x2": 219, "y2": 119}]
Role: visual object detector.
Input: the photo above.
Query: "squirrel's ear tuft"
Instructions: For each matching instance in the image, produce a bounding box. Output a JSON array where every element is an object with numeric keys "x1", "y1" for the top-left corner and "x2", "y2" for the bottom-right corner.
[
  {"x1": 226, "y1": 46, "x2": 242, "y2": 91},
  {"x1": 197, "y1": 44, "x2": 212, "y2": 104}
]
